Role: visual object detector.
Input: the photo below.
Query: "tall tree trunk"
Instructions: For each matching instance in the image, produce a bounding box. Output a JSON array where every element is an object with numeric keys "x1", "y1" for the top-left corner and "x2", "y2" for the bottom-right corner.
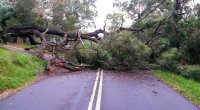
[
  {"x1": 17, "y1": 37, "x2": 23, "y2": 45},
  {"x1": 175, "y1": 0, "x2": 181, "y2": 13},
  {"x1": 174, "y1": 0, "x2": 182, "y2": 23}
]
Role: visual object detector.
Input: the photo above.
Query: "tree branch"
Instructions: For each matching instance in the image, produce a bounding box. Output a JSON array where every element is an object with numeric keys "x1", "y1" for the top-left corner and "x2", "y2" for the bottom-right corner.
[
  {"x1": 133, "y1": 0, "x2": 166, "y2": 26},
  {"x1": 3, "y1": 26, "x2": 105, "y2": 42}
]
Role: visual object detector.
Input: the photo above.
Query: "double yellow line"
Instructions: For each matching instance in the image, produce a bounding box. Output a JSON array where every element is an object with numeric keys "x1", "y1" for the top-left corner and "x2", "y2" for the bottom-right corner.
[{"x1": 88, "y1": 68, "x2": 104, "y2": 110}]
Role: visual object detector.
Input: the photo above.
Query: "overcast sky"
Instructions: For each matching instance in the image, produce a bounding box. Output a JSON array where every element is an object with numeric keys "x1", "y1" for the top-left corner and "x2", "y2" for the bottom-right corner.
[{"x1": 89, "y1": 0, "x2": 200, "y2": 31}]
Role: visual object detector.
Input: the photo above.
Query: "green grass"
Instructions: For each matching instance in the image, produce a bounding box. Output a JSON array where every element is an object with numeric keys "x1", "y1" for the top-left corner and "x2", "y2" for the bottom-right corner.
[
  {"x1": 151, "y1": 69, "x2": 200, "y2": 107},
  {"x1": 0, "y1": 48, "x2": 46, "y2": 93}
]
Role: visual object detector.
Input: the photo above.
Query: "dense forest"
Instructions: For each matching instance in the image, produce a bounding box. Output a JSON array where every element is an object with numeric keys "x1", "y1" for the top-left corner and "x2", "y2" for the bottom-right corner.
[{"x1": 0, "y1": 0, "x2": 200, "y2": 81}]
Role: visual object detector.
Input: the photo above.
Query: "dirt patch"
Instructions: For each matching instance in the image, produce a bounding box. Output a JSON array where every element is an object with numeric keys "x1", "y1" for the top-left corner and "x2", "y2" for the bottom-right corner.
[{"x1": 45, "y1": 66, "x2": 71, "y2": 75}]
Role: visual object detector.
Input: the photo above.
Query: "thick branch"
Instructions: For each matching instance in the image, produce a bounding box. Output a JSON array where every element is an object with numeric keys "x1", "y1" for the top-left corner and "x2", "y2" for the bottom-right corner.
[
  {"x1": 3, "y1": 26, "x2": 105, "y2": 43},
  {"x1": 119, "y1": 27, "x2": 148, "y2": 32},
  {"x1": 33, "y1": 30, "x2": 47, "y2": 58}
]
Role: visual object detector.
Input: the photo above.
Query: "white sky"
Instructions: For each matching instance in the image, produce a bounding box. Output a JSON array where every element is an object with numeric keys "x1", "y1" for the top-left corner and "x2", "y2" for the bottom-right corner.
[
  {"x1": 89, "y1": 0, "x2": 200, "y2": 31},
  {"x1": 93, "y1": 0, "x2": 116, "y2": 30}
]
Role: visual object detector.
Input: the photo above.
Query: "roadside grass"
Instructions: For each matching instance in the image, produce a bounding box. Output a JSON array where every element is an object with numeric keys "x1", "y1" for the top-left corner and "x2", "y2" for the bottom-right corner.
[
  {"x1": 151, "y1": 69, "x2": 200, "y2": 107},
  {"x1": 0, "y1": 48, "x2": 46, "y2": 93}
]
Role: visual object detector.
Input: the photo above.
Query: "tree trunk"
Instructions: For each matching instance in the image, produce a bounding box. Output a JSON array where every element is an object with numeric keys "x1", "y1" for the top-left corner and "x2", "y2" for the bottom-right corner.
[{"x1": 17, "y1": 37, "x2": 23, "y2": 45}]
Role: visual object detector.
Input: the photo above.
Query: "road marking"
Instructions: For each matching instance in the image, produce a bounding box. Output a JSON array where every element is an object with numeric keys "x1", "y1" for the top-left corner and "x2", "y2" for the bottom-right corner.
[
  {"x1": 87, "y1": 69, "x2": 100, "y2": 110},
  {"x1": 95, "y1": 69, "x2": 103, "y2": 110}
]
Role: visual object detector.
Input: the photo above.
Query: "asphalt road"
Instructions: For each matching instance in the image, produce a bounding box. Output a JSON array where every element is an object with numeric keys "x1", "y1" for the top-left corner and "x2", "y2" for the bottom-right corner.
[{"x1": 0, "y1": 70, "x2": 199, "y2": 110}]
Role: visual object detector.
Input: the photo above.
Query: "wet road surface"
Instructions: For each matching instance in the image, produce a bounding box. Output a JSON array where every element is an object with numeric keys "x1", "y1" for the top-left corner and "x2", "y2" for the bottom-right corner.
[{"x1": 0, "y1": 70, "x2": 199, "y2": 110}]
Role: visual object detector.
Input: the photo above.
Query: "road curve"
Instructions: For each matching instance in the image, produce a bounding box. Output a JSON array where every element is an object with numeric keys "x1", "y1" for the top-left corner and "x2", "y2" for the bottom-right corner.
[{"x1": 0, "y1": 70, "x2": 199, "y2": 110}]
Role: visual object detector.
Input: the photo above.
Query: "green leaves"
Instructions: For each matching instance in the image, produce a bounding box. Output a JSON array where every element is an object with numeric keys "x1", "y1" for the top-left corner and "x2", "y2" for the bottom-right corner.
[
  {"x1": 157, "y1": 48, "x2": 182, "y2": 70},
  {"x1": 0, "y1": 0, "x2": 97, "y2": 30},
  {"x1": 101, "y1": 31, "x2": 152, "y2": 70},
  {"x1": 178, "y1": 65, "x2": 200, "y2": 81},
  {"x1": 51, "y1": 0, "x2": 97, "y2": 30},
  {"x1": 106, "y1": 12, "x2": 124, "y2": 31},
  {"x1": 14, "y1": 0, "x2": 37, "y2": 25}
]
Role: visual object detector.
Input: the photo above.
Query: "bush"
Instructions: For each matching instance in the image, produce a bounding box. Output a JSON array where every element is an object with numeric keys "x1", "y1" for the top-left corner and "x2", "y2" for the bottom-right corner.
[
  {"x1": 151, "y1": 38, "x2": 170, "y2": 57},
  {"x1": 157, "y1": 48, "x2": 182, "y2": 70},
  {"x1": 182, "y1": 35, "x2": 200, "y2": 64},
  {"x1": 177, "y1": 18, "x2": 200, "y2": 64},
  {"x1": 101, "y1": 31, "x2": 152, "y2": 70},
  {"x1": 177, "y1": 65, "x2": 200, "y2": 81}
]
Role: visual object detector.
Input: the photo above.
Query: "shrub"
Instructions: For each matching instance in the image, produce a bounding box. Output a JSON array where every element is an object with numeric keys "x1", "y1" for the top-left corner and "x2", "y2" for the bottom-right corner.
[
  {"x1": 182, "y1": 35, "x2": 200, "y2": 64},
  {"x1": 151, "y1": 38, "x2": 170, "y2": 57},
  {"x1": 101, "y1": 31, "x2": 152, "y2": 70},
  {"x1": 177, "y1": 65, "x2": 200, "y2": 81},
  {"x1": 157, "y1": 48, "x2": 182, "y2": 70}
]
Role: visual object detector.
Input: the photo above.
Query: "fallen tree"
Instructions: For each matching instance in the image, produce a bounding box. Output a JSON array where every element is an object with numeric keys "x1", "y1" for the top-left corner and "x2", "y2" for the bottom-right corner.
[
  {"x1": 0, "y1": 26, "x2": 105, "y2": 71},
  {"x1": 1, "y1": 26, "x2": 104, "y2": 57}
]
